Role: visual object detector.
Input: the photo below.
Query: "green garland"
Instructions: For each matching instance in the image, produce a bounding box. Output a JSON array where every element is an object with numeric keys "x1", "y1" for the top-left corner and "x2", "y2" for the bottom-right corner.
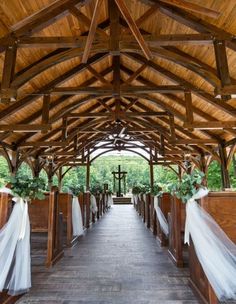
[
  {"x1": 90, "y1": 184, "x2": 103, "y2": 195},
  {"x1": 9, "y1": 175, "x2": 46, "y2": 201},
  {"x1": 151, "y1": 183, "x2": 163, "y2": 196},
  {"x1": 168, "y1": 170, "x2": 205, "y2": 203},
  {"x1": 69, "y1": 184, "x2": 84, "y2": 196}
]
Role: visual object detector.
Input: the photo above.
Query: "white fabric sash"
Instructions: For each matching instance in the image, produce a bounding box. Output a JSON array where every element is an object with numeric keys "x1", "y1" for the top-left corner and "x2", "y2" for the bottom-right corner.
[
  {"x1": 90, "y1": 194, "x2": 98, "y2": 214},
  {"x1": 143, "y1": 193, "x2": 147, "y2": 203},
  {"x1": 185, "y1": 188, "x2": 236, "y2": 300},
  {"x1": 107, "y1": 194, "x2": 113, "y2": 207},
  {"x1": 153, "y1": 195, "x2": 169, "y2": 236},
  {"x1": 0, "y1": 196, "x2": 31, "y2": 296},
  {"x1": 72, "y1": 196, "x2": 84, "y2": 236},
  {"x1": 132, "y1": 195, "x2": 138, "y2": 205}
]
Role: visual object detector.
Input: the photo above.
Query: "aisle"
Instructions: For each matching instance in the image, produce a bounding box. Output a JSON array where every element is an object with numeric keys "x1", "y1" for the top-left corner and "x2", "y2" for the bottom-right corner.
[{"x1": 17, "y1": 205, "x2": 199, "y2": 304}]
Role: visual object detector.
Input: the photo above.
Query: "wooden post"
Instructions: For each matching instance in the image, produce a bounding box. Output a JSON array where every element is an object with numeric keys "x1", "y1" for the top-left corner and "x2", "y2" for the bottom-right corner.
[
  {"x1": 48, "y1": 162, "x2": 53, "y2": 190},
  {"x1": 150, "y1": 152, "x2": 154, "y2": 192},
  {"x1": 218, "y1": 144, "x2": 231, "y2": 189},
  {"x1": 1, "y1": 43, "x2": 17, "y2": 103},
  {"x1": 214, "y1": 40, "x2": 231, "y2": 101},
  {"x1": 58, "y1": 167, "x2": 62, "y2": 192},
  {"x1": 86, "y1": 157, "x2": 90, "y2": 191},
  {"x1": 11, "y1": 149, "x2": 19, "y2": 176}
]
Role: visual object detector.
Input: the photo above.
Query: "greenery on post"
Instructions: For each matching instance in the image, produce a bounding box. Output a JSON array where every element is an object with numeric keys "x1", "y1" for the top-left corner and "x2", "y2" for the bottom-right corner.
[
  {"x1": 168, "y1": 170, "x2": 205, "y2": 203},
  {"x1": 9, "y1": 175, "x2": 46, "y2": 201}
]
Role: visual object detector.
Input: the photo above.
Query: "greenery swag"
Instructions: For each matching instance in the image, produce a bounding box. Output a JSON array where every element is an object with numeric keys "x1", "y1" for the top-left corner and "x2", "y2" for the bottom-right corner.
[
  {"x1": 9, "y1": 175, "x2": 46, "y2": 201},
  {"x1": 168, "y1": 170, "x2": 205, "y2": 203}
]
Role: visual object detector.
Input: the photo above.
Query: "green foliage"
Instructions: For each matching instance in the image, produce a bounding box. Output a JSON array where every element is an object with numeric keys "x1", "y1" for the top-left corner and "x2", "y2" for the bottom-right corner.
[
  {"x1": 170, "y1": 170, "x2": 205, "y2": 203},
  {"x1": 90, "y1": 184, "x2": 103, "y2": 195},
  {"x1": 10, "y1": 175, "x2": 46, "y2": 201},
  {"x1": 69, "y1": 184, "x2": 84, "y2": 196},
  {"x1": 17, "y1": 162, "x2": 33, "y2": 178},
  {"x1": 0, "y1": 156, "x2": 10, "y2": 182},
  {"x1": 207, "y1": 161, "x2": 222, "y2": 191},
  {"x1": 151, "y1": 183, "x2": 163, "y2": 196},
  {"x1": 132, "y1": 185, "x2": 142, "y2": 194}
]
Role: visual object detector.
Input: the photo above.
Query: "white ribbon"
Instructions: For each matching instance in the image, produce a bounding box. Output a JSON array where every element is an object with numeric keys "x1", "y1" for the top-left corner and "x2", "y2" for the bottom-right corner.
[
  {"x1": 90, "y1": 194, "x2": 98, "y2": 214},
  {"x1": 72, "y1": 196, "x2": 84, "y2": 236},
  {"x1": 107, "y1": 194, "x2": 113, "y2": 207},
  {"x1": 185, "y1": 188, "x2": 236, "y2": 300},
  {"x1": 132, "y1": 194, "x2": 138, "y2": 205},
  {"x1": 0, "y1": 193, "x2": 31, "y2": 296},
  {"x1": 153, "y1": 195, "x2": 169, "y2": 236}
]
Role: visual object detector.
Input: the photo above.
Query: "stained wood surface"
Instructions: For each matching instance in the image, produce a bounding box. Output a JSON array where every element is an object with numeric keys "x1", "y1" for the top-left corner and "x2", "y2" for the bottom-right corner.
[
  {"x1": 156, "y1": 192, "x2": 171, "y2": 246},
  {"x1": 189, "y1": 192, "x2": 236, "y2": 304},
  {"x1": 16, "y1": 205, "x2": 200, "y2": 304}
]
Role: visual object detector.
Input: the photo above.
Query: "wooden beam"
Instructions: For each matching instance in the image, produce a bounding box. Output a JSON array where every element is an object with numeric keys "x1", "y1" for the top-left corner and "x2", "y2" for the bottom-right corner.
[
  {"x1": 82, "y1": 0, "x2": 103, "y2": 63},
  {"x1": 185, "y1": 91, "x2": 193, "y2": 131},
  {"x1": 0, "y1": 53, "x2": 108, "y2": 121},
  {"x1": 5, "y1": 34, "x2": 221, "y2": 48},
  {"x1": 169, "y1": 114, "x2": 176, "y2": 142},
  {"x1": 1, "y1": 44, "x2": 17, "y2": 103},
  {"x1": 87, "y1": 65, "x2": 111, "y2": 86},
  {"x1": 19, "y1": 141, "x2": 67, "y2": 147},
  {"x1": 0, "y1": 124, "x2": 51, "y2": 132},
  {"x1": 171, "y1": 139, "x2": 219, "y2": 145},
  {"x1": 0, "y1": 0, "x2": 90, "y2": 49},
  {"x1": 42, "y1": 95, "x2": 50, "y2": 133},
  {"x1": 160, "y1": 0, "x2": 220, "y2": 19},
  {"x1": 214, "y1": 40, "x2": 231, "y2": 100},
  {"x1": 215, "y1": 85, "x2": 236, "y2": 96},
  {"x1": 123, "y1": 4, "x2": 159, "y2": 34},
  {"x1": 124, "y1": 63, "x2": 147, "y2": 84},
  {"x1": 69, "y1": 6, "x2": 108, "y2": 38},
  {"x1": 66, "y1": 111, "x2": 169, "y2": 118},
  {"x1": 114, "y1": 0, "x2": 152, "y2": 60},
  {"x1": 184, "y1": 121, "x2": 236, "y2": 130},
  {"x1": 125, "y1": 52, "x2": 236, "y2": 116},
  {"x1": 49, "y1": 85, "x2": 190, "y2": 95}
]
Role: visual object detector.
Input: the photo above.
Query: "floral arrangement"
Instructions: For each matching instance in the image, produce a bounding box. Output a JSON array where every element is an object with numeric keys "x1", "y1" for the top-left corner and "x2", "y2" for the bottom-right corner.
[
  {"x1": 69, "y1": 184, "x2": 84, "y2": 196},
  {"x1": 168, "y1": 170, "x2": 205, "y2": 203},
  {"x1": 9, "y1": 175, "x2": 46, "y2": 201}
]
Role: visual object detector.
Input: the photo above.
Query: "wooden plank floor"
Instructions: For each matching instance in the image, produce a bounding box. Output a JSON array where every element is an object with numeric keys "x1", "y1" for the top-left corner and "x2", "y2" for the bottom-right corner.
[{"x1": 17, "y1": 205, "x2": 201, "y2": 304}]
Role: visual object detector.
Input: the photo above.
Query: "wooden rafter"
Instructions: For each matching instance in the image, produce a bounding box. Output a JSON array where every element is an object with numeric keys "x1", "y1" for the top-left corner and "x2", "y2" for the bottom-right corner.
[
  {"x1": 82, "y1": 0, "x2": 103, "y2": 63},
  {"x1": 115, "y1": 0, "x2": 152, "y2": 60}
]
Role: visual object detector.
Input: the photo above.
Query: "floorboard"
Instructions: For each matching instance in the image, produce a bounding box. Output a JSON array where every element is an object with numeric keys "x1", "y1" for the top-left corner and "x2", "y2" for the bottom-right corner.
[{"x1": 17, "y1": 205, "x2": 202, "y2": 304}]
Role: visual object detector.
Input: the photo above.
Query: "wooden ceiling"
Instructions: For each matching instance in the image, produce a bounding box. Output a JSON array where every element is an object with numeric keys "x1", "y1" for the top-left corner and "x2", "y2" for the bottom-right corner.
[{"x1": 1, "y1": 0, "x2": 236, "y2": 171}]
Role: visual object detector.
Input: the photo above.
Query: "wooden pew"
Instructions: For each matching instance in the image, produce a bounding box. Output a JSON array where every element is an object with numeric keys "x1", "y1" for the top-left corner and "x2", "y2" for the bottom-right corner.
[
  {"x1": 0, "y1": 193, "x2": 23, "y2": 304},
  {"x1": 156, "y1": 193, "x2": 171, "y2": 246},
  {"x1": 168, "y1": 195, "x2": 186, "y2": 267},
  {"x1": 189, "y1": 192, "x2": 236, "y2": 304},
  {"x1": 58, "y1": 192, "x2": 79, "y2": 247},
  {"x1": 29, "y1": 187, "x2": 64, "y2": 267}
]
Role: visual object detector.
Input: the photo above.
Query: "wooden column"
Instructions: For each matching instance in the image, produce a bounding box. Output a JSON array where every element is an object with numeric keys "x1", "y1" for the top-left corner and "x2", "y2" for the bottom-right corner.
[
  {"x1": 150, "y1": 152, "x2": 154, "y2": 191},
  {"x1": 218, "y1": 144, "x2": 231, "y2": 189},
  {"x1": 48, "y1": 162, "x2": 54, "y2": 190},
  {"x1": 33, "y1": 157, "x2": 40, "y2": 177},
  {"x1": 214, "y1": 40, "x2": 231, "y2": 101},
  {"x1": 58, "y1": 167, "x2": 63, "y2": 192},
  {"x1": 1, "y1": 43, "x2": 17, "y2": 103},
  {"x1": 86, "y1": 156, "x2": 90, "y2": 191},
  {"x1": 11, "y1": 149, "x2": 19, "y2": 176}
]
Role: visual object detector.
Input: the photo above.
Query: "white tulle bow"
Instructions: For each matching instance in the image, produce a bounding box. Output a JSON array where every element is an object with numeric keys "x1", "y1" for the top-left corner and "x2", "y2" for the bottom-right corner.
[{"x1": 184, "y1": 187, "x2": 236, "y2": 300}]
